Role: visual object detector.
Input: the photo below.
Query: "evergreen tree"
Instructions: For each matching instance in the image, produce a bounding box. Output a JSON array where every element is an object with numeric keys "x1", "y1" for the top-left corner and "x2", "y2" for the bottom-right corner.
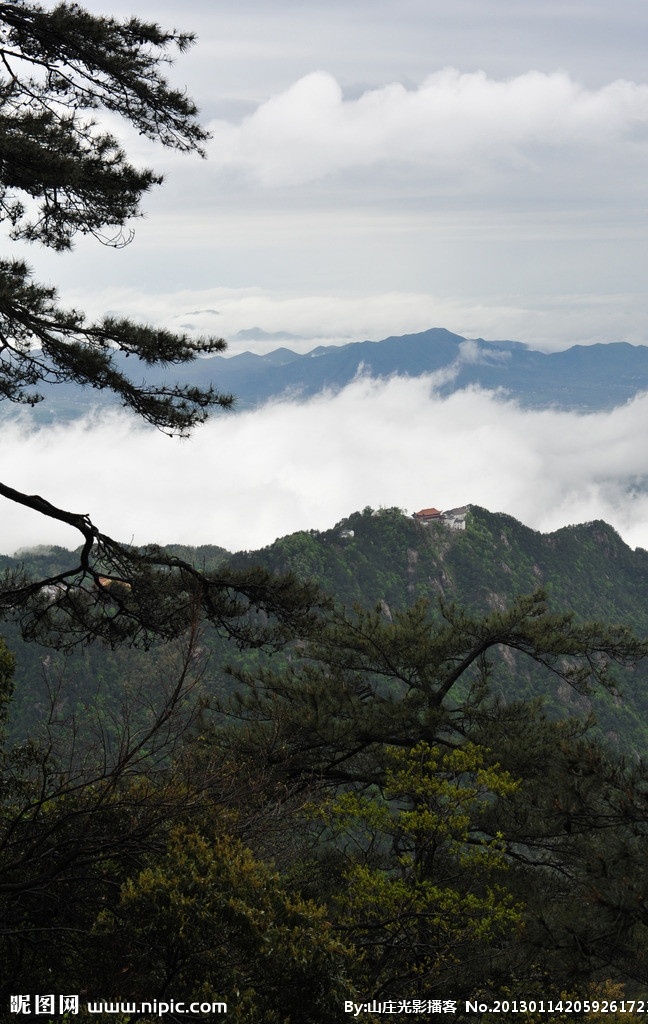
[
  {"x1": 221, "y1": 591, "x2": 648, "y2": 1002},
  {"x1": 0, "y1": 2, "x2": 321, "y2": 646},
  {"x1": 0, "y1": 1, "x2": 227, "y2": 425}
]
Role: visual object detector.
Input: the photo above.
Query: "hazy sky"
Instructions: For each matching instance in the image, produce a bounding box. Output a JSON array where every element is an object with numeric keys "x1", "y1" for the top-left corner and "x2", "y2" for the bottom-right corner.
[
  {"x1": 4, "y1": 0, "x2": 648, "y2": 556},
  {"x1": 21, "y1": 0, "x2": 648, "y2": 351}
]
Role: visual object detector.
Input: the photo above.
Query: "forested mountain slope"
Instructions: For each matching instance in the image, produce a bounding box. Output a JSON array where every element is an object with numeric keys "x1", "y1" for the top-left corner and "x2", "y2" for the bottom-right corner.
[
  {"x1": 4, "y1": 505, "x2": 648, "y2": 750},
  {"x1": 230, "y1": 504, "x2": 648, "y2": 626},
  {"x1": 6, "y1": 504, "x2": 648, "y2": 1007},
  {"x1": 227, "y1": 505, "x2": 648, "y2": 748}
]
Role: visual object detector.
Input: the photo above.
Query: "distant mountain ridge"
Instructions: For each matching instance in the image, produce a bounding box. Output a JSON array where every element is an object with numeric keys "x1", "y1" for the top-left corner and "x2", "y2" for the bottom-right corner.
[{"x1": 11, "y1": 327, "x2": 648, "y2": 423}]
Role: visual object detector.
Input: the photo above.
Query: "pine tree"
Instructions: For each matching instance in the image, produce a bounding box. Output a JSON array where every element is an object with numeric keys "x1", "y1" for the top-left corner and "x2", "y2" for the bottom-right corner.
[
  {"x1": 222, "y1": 591, "x2": 648, "y2": 1000},
  {"x1": 0, "y1": 1, "x2": 230, "y2": 427},
  {"x1": 0, "y1": 3, "x2": 321, "y2": 645}
]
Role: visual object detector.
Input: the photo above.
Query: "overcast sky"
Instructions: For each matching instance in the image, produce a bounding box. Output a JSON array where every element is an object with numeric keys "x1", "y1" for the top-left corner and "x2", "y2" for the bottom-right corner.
[
  {"x1": 4, "y1": 0, "x2": 648, "y2": 556},
  {"x1": 21, "y1": 0, "x2": 648, "y2": 351}
]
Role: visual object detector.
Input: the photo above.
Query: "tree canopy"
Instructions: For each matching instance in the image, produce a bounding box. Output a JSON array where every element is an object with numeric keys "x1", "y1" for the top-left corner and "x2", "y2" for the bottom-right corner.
[
  {"x1": 217, "y1": 590, "x2": 648, "y2": 1008},
  {"x1": 2, "y1": 570, "x2": 648, "y2": 1014}
]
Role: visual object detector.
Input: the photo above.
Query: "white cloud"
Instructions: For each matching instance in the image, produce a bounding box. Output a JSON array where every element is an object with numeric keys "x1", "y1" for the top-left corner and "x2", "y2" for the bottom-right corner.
[
  {"x1": 208, "y1": 69, "x2": 648, "y2": 187},
  {"x1": 4, "y1": 378, "x2": 648, "y2": 557}
]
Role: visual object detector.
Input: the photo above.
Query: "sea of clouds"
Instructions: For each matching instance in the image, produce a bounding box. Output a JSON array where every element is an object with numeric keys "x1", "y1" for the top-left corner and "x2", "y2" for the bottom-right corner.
[{"x1": 3, "y1": 375, "x2": 648, "y2": 557}]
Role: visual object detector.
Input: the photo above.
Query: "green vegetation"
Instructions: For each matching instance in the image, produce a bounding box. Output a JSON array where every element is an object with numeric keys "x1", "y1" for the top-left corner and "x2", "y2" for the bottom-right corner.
[
  {"x1": 8, "y1": 506, "x2": 648, "y2": 751},
  {"x1": 3, "y1": 3, "x2": 648, "y2": 1019},
  {"x1": 4, "y1": 567, "x2": 648, "y2": 1018}
]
